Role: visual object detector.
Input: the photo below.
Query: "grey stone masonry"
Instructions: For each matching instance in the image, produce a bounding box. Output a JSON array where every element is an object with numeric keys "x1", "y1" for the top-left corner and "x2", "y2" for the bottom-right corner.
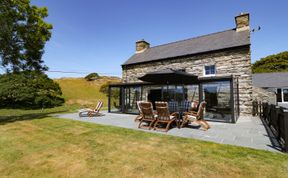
[
  {"x1": 122, "y1": 46, "x2": 253, "y2": 115},
  {"x1": 253, "y1": 86, "x2": 276, "y2": 104}
]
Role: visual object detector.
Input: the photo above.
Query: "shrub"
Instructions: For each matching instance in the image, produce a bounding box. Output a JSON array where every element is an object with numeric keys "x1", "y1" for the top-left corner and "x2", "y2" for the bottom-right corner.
[
  {"x1": 100, "y1": 82, "x2": 120, "y2": 99},
  {"x1": 252, "y1": 51, "x2": 288, "y2": 73},
  {"x1": 85, "y1": 73, "x2": 100, "y2": 81},
  {"x1": 0, "y1": 71, "x2": 64, "y2": 108},
  {"x1": 99, "y1": 82, "x2": 110, "y2": 96}
]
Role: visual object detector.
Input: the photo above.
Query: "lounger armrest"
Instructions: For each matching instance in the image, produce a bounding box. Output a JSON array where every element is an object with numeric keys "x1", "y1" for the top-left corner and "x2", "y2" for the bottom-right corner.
[
  {"x1": 170, "y1": 112, "x2": 179, "y2": 119},
  {"x1": 183, "y1": 112, "x2": 190, "y2": 116}
]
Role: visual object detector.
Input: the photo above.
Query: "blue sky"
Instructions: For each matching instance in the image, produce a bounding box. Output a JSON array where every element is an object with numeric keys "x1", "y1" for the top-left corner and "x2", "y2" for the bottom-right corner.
[{"x1": 29, "y1": 0, "x2": 288, "y2": 78}]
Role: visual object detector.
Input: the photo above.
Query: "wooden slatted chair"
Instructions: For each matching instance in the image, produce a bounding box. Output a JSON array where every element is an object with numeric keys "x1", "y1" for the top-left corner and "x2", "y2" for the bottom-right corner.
[
  {"x1": 191, "y1": 101, "x2": 199, "y2": 112},
  {"x1": 154, "y1": 102, "x2": 177, "y2": 132},
  {"x1": 155, "y1": 101, "x2": 168, "y2": 107},
  {"x1": 138, "y1": 102, "x2": 156, "y2": 130},
  {"x1": 78, "y1": 101, "x2": 103, "y2": 117},
  {"x1": 134, "y1": 101, "x2": 144, "y2": 122},
  {"x1": 181, "y1": 101, "x2": 210, "y2": 130}
]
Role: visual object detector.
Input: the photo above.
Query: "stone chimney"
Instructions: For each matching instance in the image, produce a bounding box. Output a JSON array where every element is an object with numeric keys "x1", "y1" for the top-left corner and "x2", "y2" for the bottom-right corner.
[
  {"x1": 136, "y1": 39, "x2": 150, "y2": 53},
  {"x1": 235, "y1": 13, "x2": 250, "y2": 32}
]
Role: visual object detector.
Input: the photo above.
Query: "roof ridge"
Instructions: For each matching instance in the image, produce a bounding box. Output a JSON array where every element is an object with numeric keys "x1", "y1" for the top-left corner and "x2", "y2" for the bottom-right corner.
[
  {"x1": 147, "y1": 28, "x2": 236, "y2": 50},
  {"x1": 253, "y1": 72, "x2": 288, "y2": 75}
]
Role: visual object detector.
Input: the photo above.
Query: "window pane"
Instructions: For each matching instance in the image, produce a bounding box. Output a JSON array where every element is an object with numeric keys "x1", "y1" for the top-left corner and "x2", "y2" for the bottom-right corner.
[
  {"x1": 110, "y1": 87, "x2": 121, "y2": 112},
  {"x1": 205, "y1": 65, "x2": 215, "y2": 75},
  {"x1": 277, "y1": 88, "x2": 282, "y2": 102},
  {"x1": 124, "y1": 86, "x2": 141, "y2": 114},
  {"x1": 283, "y1": 89, "x2": 288, "y2": 102},
  {"x1": 185, "y1": 85, "x2": 199, "y2": 102},
  {"x1": 211, "y1": 66, "x2": 215, "y2": 74},
  {"x1": 202, "y1": 81, "x2": 232, "y2": 122}
]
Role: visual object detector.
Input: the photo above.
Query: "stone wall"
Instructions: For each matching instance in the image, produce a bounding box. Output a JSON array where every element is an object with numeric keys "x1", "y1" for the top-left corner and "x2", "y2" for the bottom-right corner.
[
  {"x1": 252, "y1": 86, "x2": 276, "y2": 104},
  {"x1": 122, "y1": 46, "x2": 253, "y2": 115}
]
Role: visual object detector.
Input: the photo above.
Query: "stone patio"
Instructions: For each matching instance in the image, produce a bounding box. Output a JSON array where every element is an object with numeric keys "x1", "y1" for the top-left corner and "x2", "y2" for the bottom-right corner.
[{"x1": 54, "y1": 111, "x2": 281, "y2": 152}]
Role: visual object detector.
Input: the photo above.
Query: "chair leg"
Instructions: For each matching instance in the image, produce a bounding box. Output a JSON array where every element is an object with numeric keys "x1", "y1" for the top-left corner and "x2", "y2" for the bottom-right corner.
[
  {"x1": 149, "y1": 121, "x2": 155, "y2": 130},
  {"x1": 152, "y1": 120, "x2": 158, "y2": 130},
  {"x1": 202, "y1": 120, "x2": 211, "y2": 129},
  {"x1": 180, "y1": 118, "x2": 187, "y2": 128},
  {"x1": 195, "y1": 120, "x2": 209, "y2": 131},
  {"x1": 165, "y1": 120, "x2": 174, "y2": 132},
  {"x1": 138, "y1": 120, "x2": 143, "y2": 128},
  {"x1": 134, "y1": 115, "x2": 142, "y2": 122}
]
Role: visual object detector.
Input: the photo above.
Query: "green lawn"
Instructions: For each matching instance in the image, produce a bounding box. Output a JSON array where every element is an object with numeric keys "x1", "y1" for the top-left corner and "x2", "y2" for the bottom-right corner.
[
  {"x1": 0, "y1": 109, "x2": 288, "y2": 177},
  {"x1": 0, "y1": 105, "x2": 79, "y2": 123}
]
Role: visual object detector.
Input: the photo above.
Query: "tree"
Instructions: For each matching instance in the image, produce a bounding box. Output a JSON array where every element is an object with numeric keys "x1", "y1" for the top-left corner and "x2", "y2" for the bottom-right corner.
[
  {"x1": 85, "y1": 72, "x2": 100, "y2": 81},
  {"x1": 0, "y1": 0, "x2": 52, "y2": 72},
  {"x1": 99, "y1": 81, "x2": 110, "y2": 96},
  {"x1": 0, "y1": 71, "x2": 64, "y2": 108},
  {"x1": 252, "y1": 51, "x2": 288, "y2": 73}
]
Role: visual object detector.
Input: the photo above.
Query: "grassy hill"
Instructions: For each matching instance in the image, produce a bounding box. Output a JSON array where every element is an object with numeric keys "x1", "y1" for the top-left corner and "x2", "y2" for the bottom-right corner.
[{"x1": 54, "y1": 76, "x2": 121, "y2": 109}]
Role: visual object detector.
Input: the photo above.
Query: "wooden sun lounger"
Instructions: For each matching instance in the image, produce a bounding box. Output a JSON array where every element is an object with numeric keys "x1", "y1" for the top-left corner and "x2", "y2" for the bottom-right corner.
[{"x1": 78, "y1": 101, "x2": 103, "y2": 117}]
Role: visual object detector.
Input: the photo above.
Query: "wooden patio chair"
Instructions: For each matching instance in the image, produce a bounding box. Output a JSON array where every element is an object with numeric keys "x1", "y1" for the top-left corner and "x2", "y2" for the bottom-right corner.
[
  {"x1": 78, "y1": 101, "x2": 103, "y2": 117},
  {"x1": 138, "y1": 102, "x2": 156, "y2": 130},
  {"x1": 156, "y1": 101, "x2": 179, "y2": 117},
  {"x1": 181, "y1": 101, "x2": 210, "y2": 130},
  {"x1": 154, "y1": 102, "x2": 177, "y2": 132},
  {"x1": 191, "y1": 101, "x2": 199, "y2": 112},
  {"x1": 155, "y1": 101, "x2": 168, "y2": 107},
  {"x1": 134, "y1": 101, "x2": 144, "y2": 122}
]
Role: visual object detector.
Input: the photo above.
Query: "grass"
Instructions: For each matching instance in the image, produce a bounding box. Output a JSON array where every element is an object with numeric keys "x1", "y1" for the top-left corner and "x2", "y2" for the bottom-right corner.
[
  {"x1": 55, "y1": 77, "x2": 120, "y2": 108},
  {"x1": 0, "y1": 105, "x2": 79, "y2": 123},
  {"x1": 0, "y1": 109, "x2": 288, "y2": 177}
]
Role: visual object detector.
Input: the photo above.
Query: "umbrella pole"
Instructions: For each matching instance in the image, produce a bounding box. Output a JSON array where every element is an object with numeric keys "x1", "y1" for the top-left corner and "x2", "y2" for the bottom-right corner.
[{"x1": 167, "y1": 81, "x2": 169, "y2": 101}]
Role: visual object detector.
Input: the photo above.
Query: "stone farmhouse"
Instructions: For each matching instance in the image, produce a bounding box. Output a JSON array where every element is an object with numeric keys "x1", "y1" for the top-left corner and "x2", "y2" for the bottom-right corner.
[{"x1": 109, "y1": 13, "x2": 253, "y2": 123}]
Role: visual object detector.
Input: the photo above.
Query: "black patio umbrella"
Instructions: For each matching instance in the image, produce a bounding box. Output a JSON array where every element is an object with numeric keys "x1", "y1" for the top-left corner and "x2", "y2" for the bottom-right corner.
[{"x1": 138, "y1": 69, "x2": 198, "y2": 85}]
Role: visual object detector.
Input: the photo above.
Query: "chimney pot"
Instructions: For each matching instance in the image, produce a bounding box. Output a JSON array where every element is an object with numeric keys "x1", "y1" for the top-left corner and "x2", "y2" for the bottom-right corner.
[
  {"x1": 136, "y1": 39, "x2": 150, "y2": 53},
  {"x1": 235, "y1": 13, "x2": 250, "y2": 32}
]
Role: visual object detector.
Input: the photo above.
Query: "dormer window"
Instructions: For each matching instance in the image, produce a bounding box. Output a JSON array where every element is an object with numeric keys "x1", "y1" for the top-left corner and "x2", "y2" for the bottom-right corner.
[{"x1": 204, "y1": 65, "x2": 216, "y2": 76}]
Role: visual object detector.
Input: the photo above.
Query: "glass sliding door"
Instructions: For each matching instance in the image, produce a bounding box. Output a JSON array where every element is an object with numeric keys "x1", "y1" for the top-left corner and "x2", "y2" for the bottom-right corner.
[
  {"x1": 202, "y1": 81, "x2": 232, "y2": 122},
  {"x1": 184, "y1": 85, "x2": 199, "y2": 102},
  {"x1": 124, "y1": 86, "x2": 141, "y2": 114},
  {"x1": 147, "y1": 86, "x2": 162, "y2": 109},
  {"x1": 109, "y1": 87, "x2": 121, "y2": 113},
  {"x1": 163, "y1": 85, "x2": 175, "y2": 102},
  {"x1": 233, "y1": 77, "x2": 239, "y2": 122},
  {"x1": 175, "y1": 86, "x2": 184, "y2": 103},
  {"x1": 162, "y1": 85, "x2": 185, "y2": 112}
]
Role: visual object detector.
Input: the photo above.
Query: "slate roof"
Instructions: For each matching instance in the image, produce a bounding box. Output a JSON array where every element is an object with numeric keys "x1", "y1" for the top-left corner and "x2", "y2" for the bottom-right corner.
[
  {"x1": 122, "y1": 29, "x2": 250, "y2": 66},
  {"x1": 252, "y1": 72, "x2": 288, "y2": 88}
]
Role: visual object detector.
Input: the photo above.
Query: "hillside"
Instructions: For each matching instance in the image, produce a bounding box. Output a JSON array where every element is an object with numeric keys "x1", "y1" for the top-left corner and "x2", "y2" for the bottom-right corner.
[
  {"x1": 54, "y1": 76, "x2": 121, "y2": 108},
  {"x1": 252, "y1": 51, "x2": 288, "y2": 73}
]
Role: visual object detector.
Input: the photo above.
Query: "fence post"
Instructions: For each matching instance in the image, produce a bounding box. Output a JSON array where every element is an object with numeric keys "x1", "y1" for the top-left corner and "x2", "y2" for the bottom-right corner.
[
  {"x1": 262, "y1": 102, "x2": 268, "y2": 121},
  {"x1": 275, "y1": 106, "x2": 281, "y2": 139},
  {"x1": 283, "y1": 110, "x2": 288, "y2": 152},
  {"x1": 259, "y1": 101, "x2": 262, "y2": 117},
  {"x1": 256, "y1": 101, "x2": 259, "y2": 116},
  {"x1": 252, "y1": 100, "x2": 256, "y2": 116}
]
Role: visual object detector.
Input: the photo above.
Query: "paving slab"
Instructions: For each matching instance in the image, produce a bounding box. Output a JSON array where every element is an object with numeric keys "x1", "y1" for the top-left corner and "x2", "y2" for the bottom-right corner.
[{"x1": 53, "y1": 111, "x2": 281, "y2": 152}]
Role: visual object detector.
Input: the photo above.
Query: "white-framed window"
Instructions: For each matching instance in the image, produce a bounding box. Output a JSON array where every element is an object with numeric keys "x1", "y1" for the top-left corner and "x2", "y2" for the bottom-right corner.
[
  {"x1": 204, "y1": 65, "x2": 216, "y2": 76},
  {"x1": 276, "y1": 88, "x2": 288, "y2": 103},
  {"x1": 283, "y1": 88, "x2": 288, "y2": 103}
]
